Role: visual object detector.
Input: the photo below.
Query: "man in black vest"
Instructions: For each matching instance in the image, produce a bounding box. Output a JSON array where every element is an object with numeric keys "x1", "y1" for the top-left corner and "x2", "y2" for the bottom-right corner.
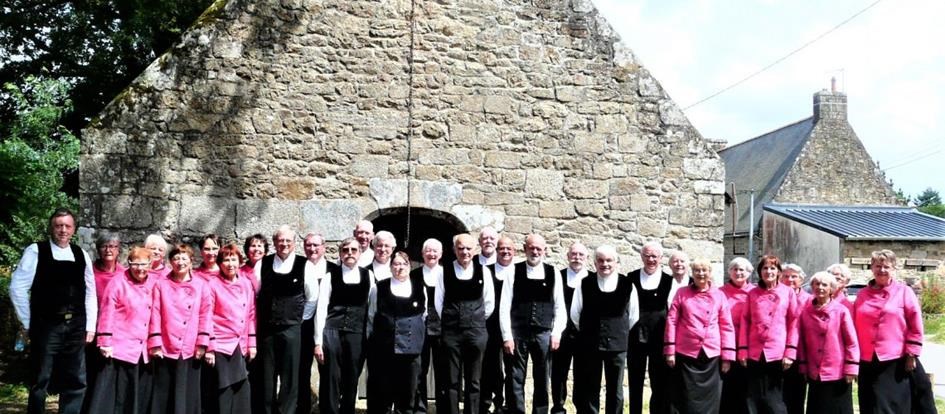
[
  {"x1": 474, "y1": 226, "x2": 498, "y2": 267},
  {"x1": 364, "y1": 230, "x2": 395, "y2": 282},
  {"x1": 412, "y1": 238, "x2": 446, "y2": 414},
  {"x1": 298, "y1": 232, "x2": 337, "y2": 414},
  {"x1": 354, "y1": 220, "x2": 375, "y2": 267},
  {"x1": 569, "y1": 245, "x2": 638, "y2": 414},
  {"x1": 480, "y1": 235, "x2": 515, "y2": 414},
  {"x1": 254, "y1": 225, "x2": 320, "y2": 414},
  {"x1": 314, "y1": 237, "x2": 375, "y2": 414},
  {"x1": 10, "y1": 208, "x2": 97, "y2": 414},
  {"x1": 626, "y1": 241, "x2": 672, "y2": 414},
  {"x1": 551, "y1": 242, "x2": 592, "y2": 414},
  {"x1": 500, "y1": 234, "x2": 566, "y2": 414},
  {"x1": 435, "y1": 233, "x2": 496, "y2": 414}
]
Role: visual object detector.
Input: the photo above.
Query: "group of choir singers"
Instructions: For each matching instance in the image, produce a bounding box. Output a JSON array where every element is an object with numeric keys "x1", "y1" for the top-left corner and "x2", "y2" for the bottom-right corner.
[{"x1": 15, "y1": 217, "x2": 937, "y2": 414}]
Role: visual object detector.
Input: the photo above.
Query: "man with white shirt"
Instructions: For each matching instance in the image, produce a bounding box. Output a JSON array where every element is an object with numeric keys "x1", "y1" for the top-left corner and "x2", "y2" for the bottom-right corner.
[
  {"x1": 569, "y1": 245, "x2": 638, "y2": 414},
  {"x1": 254, "y1": 225, "x2": 320, "y2": 414},
  {"x1": 299, "y1": 232, "x2": 337, "y2": 414},
  {"x1": 474, "y1": 226, "x2": 498, "y2": 267},
  {"x1": 10, "y1": 208, "x2": 97, "y2": 414},
  {"x1": 667, "y1": 250, "x2": 690, "y2": 301},
  {"x1": 480, "y1": 236, "x2": 515, "y2": 414},
  {"x1": 365, "y1": 231, "x2": 395, "y2": 282},
  {"x1": 626, "y1": 241, "x2": 673, "y2": 414},
  {"x1": 436, "y1": 233, "x2": 495, "y2": 414},
  {"x1": 314, "y1": 238, "x2": 375, "y2": 414},
  {"x1": 411, "y1": 239, "x2": 446, "y2": 414},
  {"x1": 551, "y1": 242, "x2": 592, "y2": 414},
  {"x1": 500, "y1": 234, "x2": 566, "y2": 414},
  {"x1": 354, "y1": 220, "x2": 375, "y2": 267}
]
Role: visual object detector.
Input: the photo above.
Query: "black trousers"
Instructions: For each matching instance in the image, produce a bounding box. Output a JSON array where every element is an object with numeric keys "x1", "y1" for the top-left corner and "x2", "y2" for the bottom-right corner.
[
  {"x1": 505, "y1": 330, "x2": 552, "y2": 414},
  {"x1": 573, "y1": 349, "x2": 626, "y2": 414},
  {"x1": 28, "y1": 318, "x2": 87, "y2": 414},
  {"x1": 367, "y1": 345, "x2": 422, "y2": 414},
  {"x1": 720, "y1": 360, "x2": 750, "y2": 414},
  {"x1": 858, "y1": 357, "x2": 912, "y2": 414},
  {"x1": 319, "y1": 329, "x2": 366, "y2": 414},
  {"x1": 415, "y1": 335, "x2": 449, "y2": 414},
  {"x1": 550, "y1": 331, "x2": 577, "y2": 414},
  {"x1": 298, "y1": 316, "x2": 316, "y2": 414},
  {"x1": 805, "y1": 379, "x2": 852, "y2": 414},
  {"x1": 782, "y1": 363, "x2": 807, "y2": 414},
  {"x1": 151, "y1": 357, "x2": 202, "y2": 414},
  {"x1": 627, "y1": 338, "x2": 670, "y2": 414},
  {"x1": 442, "y1": 326, "x2": 488, "y2": 414},
  {"x1": 480, "y1": 327, "x2": 506, "y2": 414},
  {"x1": 81, "y1": 342, "x2": 105, "y2": 413},
  {"x1": 746, "y1": 358, "x2": 787, "y2": 414},
  {"x1": 87, "y1": 357, "x2": 153, "y2": 414},
  {"x1": 258, "y1": 323, "x2": 302, "y2": 414}
]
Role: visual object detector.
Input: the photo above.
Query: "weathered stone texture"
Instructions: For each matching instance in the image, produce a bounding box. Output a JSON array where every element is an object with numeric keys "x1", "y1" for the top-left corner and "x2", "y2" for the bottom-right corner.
[{"x1": 80, "y1": 0, "x2": 725, "y2": 268}]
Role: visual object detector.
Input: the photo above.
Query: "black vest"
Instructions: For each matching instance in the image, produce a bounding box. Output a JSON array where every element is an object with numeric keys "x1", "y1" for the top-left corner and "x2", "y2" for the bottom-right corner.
[
  {"x1": 372, "y1": 275, "x2": 426, "y2": 355},
  {"x1": 578, "y1": 274, "x2": 633, "y2": 351},
  {"x1": 560, "y1": 268, "x2": 595, "y2": 336},
  {"x1": 258, "y1": 255, "x2": 307, "y2": 326},
  {"x1": 485, "y1": 263, "x2": 507, "y2": 336},
  {"x1": 629, "y1": 269, "x2": 673, "y2": 344},
  {"x1": 510, "y1": 262, "x2": 556, "y2": 332},
  {"x1": 325, "y1": 266, "x2": 372, "y2": 333},
  {"x1": 31, "y1": 242, "x2": 87, "y2": 324},
  {"x1": 441, "y1": 262, "x2": 486, "y2": 329},
  {"x1": 411, "y1": 267, "x2": 441, "y2": 337}
]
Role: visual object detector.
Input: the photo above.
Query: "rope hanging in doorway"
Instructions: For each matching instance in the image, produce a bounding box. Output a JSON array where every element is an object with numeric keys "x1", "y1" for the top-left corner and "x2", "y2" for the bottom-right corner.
[{"x1": 403, "y1": 0, "x2": 418, "y2": 249}]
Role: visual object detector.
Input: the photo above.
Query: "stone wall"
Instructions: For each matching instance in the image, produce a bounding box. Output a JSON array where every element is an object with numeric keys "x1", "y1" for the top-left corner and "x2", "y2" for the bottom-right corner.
[{"x1": 79, "y1": 0, "x2": 725, "y2": 268}]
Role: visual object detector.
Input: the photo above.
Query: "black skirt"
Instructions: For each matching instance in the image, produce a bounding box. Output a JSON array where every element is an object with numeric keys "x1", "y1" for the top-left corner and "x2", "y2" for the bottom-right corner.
[
  {"x1": 672, "y1": 353, "x2": 721, "y2": 414},
  {"x1": 746, "y1": 357, "x2": 787, "y2": 414},
  {"x1": 87, "y1": 357, "x2": 154, "y2": 414},
  {"x1": 151, "y1": 356, "x2": 202, "y2": 414},
  {"x1": 805, "y1": 379, "x2": 852, "y2": 414},
  {"x1": 214, "y1": 346, "x2": 249, "y2": 389}
]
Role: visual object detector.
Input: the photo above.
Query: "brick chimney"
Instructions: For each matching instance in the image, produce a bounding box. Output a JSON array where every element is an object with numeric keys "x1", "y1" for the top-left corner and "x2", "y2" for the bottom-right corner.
[{"x1": 813, "y1": 77, "x2": 847, "y2": 122}]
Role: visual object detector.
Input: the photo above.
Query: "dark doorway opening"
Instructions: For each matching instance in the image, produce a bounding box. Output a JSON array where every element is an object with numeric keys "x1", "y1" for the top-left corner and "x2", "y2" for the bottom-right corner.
[{"x1": 367, "y1": 207, "x2": 467, "y2": 266}]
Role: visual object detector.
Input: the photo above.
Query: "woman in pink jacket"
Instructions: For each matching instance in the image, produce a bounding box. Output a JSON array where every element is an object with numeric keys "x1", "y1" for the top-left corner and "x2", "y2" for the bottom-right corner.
[
  {"x1": 854, "y1": 250, "x2": 933, "y2": 414},
  {"x1": 664, "y1": 258, "x2": 735, "y2": 414},
  {"x1": 84, "y1": 231, "x2": 127, "y2": 412},
  {"x1": 796, "y1": 271, "x2": 858, "y2": 414},
  {"x1": 149, "y1": 243, "x2": 213, "y2": 414},
  {"x1": 720, "y1": 257, "x2": 754, "y2": 414},
  {"x1": 780, "y1": 263, "x2": 811, "y2": 414},
  {"x1": 87, "y1": 246, "x2": 157, "y2": 414},
  {"x1": 204, "y1": 242, "x2": 257, "y2": 414},
  {"x1": 145, "y1": 234, "x2": 171, "y2": 280},
  {"x1": 737, "y1": 255, "x2": 799, "y2": 414},
  {"x1": 241, "y1": 233, "x2": 268, "y2": 293},
  {"x1": 193, "y1": 234, "x2": 221, "y2": 281}
]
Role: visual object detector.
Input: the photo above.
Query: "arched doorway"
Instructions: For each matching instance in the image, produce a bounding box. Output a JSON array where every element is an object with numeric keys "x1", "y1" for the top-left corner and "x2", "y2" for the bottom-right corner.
[{"x1": 367, "y1": 207, "x2": 467, "y2": 265}]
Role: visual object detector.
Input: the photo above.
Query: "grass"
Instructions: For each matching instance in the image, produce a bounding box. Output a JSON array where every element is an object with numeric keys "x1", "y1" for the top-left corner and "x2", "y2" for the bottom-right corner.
[{"x1": 924, "y1": 314, "x2": 945, "y2": 342}]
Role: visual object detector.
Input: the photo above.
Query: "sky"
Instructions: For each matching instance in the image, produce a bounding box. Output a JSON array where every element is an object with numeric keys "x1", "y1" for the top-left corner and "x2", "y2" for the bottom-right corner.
[{"x1": 593, "y1": 0, "x2": 944, "y2": 200}]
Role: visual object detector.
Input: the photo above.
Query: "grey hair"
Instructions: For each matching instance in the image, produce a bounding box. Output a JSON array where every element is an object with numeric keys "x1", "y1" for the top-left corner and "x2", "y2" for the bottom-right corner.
[
  {"x1": 595, "y1": 245, "x2": 619, "y2": 262},
  {"x1": 144, "y1": 234, "x2": 167, "y2": 250},
  {"x1": 727, "y1": 257, "x2": 753, "y2": 273},
  {"x1": 641, "y1": 240, "x2": 663, "y2": 255},
  {"x1": 783, "y1": 263, "x2": 807, "y2": 280},
  {"x1": 809, "y1": 271, "x2": 838, "y2": 292},
  {"x1": 95, "y1": 231, "x2": 121, "y2": 249},
  {"x1": 826, "y1": 263, "x2": 851, "y2": 278},
  {"x1": 375, "y1": 230, "x2": 396, "y2": 246},
  {"x1": 272, "y1": 225, "x2": 296, "y2": 241},
  {"x1": 422, "y1": 238, "x2": 443, "y2": 252}
]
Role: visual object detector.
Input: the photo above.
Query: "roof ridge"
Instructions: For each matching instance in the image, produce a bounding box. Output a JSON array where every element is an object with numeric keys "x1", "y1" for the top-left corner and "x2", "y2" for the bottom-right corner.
[{"x1": 719, "y1": 116, "x2": 814, "y2": 152}]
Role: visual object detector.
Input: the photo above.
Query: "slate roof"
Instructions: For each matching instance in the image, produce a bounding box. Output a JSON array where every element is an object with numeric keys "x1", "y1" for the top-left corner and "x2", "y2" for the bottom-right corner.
[
  {"x1": 764, "y1": 204, "x2": 945, "y2": 241},
  {"x1": 718, "y1": 117, "x2": 815, "y2": 234}
]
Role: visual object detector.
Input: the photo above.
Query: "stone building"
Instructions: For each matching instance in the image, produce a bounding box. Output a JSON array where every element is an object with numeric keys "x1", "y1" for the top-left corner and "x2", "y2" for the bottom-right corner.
[
  {"x1": 79, "y1": 0, "x2": 725, "y2": 267},
  {"x1": 719, "y1": 85, "x2": 904, "y2": 269}
]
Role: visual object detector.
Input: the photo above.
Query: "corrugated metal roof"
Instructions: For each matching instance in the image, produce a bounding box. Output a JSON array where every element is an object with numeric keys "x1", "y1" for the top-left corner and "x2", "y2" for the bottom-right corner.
[{"x1": 764, "y1": 204, "x2": 945, "y2": 240}]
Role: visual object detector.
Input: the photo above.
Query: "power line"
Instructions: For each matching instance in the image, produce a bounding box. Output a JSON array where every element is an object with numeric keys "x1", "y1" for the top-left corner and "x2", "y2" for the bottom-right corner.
[
  {"x1": 883, "y1": 147, "x2": 944, "y2": 171},
  {"x1": 683, "y1": 0, "x2": 883, "y2": 110}
]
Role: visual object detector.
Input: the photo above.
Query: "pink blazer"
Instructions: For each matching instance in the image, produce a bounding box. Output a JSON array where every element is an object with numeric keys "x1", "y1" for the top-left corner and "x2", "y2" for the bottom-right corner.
[
  {"x1": 853, "y1": 280, "x2": 923, "y2": 361},
  {"x1": 738, "y1": 283, "x2": 799, "y2": 362},
  {"x1": 664, "y1": 286, "x2": 735, "y2": 361},
  {"x1": 148, "y1": 275, "x2": 213, "y2": 359},
  {"x1": 721, "y1": 282, "x2": 754, "y2": 348},
  {"x1": 94, "y1": 263, "x2": 127, "y2": 303},
  {"x1": 797, "y1": 299, "x2": 859, "y2": 381},
  {"x1": 97, "y1": 271, "x2": 156, "y2": 364},
  {"x1": 207, "y1": 275, "x2": 257, "y2": 356}
]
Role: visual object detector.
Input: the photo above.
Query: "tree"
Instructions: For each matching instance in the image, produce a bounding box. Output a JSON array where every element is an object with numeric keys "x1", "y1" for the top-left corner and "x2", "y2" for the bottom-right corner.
[
  {"x1": 0, "y1": 76, "x2": 79, "y2": 266},
  {"x1": 914, "y1": 188, "x2": 943, "y2": 208}
]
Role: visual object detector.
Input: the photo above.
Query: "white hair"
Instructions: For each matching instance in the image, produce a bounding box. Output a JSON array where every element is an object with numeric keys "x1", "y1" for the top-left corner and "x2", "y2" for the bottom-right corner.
[
  {"x1": 375, "y1": 230, "x2": 396, "y2": 246},
  {"x1": 727, "y1": 257, "x2": 753, "y2": 273},
  {"x1": 422, "y1": 238, "x2": 443, "y2": 252},
  {"x1": 809, "y1": 271, "x2": 838, "y2": 291},
  {"x1": 272, "y1": 225, "x2": 296, "y2": 241},
  {"x1": 826, "y1": 263, "x2": 851, "y2": 278},
  {"x1": 595, "y1": 245, "x2": 619, "y2": 261},
  {"x1": 144, "y1": 234, "x2": 167, "y2": 250},
  {"x1": 641, "y1": 240, "x2": 663, "y2": 254},
  {"x1": 783, "y1": 263, "x2": 807, "y2": 279},
  {"x1": 569, "y1": 242, "x2": 589, "y2": 255},
  {"x1": 668, "y1": 250, "x2": 689, "y2": 261},
  {"x1": 355, "y1": 220, "x2": 374, "y2": 232}
]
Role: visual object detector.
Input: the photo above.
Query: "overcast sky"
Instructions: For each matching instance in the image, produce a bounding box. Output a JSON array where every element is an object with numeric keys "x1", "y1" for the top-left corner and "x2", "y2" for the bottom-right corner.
[{"x1": 593, "y1": 0, "x2": 944, "y2": 200}]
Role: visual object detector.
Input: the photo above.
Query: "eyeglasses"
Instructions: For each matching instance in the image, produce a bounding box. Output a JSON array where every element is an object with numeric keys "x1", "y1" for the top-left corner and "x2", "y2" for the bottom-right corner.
[
  {"x1": 341, "y1": 247, "x2": 360, "y2": 253},
  {"x1": 128, "y1": 262, "x2": 150, "y2": 268}
]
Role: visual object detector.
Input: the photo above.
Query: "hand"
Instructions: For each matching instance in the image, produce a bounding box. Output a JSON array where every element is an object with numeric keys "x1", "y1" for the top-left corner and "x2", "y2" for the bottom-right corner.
[
  {"x1": 195, "y1": 346, "x2": 206, "y2": 359},
  {"x1": 249, "y1": 347, "x2": 257, "y2": 362},
  {"x1": 550, "y1": 337, "x2": 560, "y2": 352},
  {"x1": 314, "y1": 345, "x2": 325, "y2": 365},
  {"x1": 905, "y1": 355, "x2": 917, "y2": 372},
  {"x1": 721, "y1": 360, "x2": 731, "y2": 374},
  {"x1": 738, "y1": 357, "x2": 747, "y2": 367},
  {"x1": 503, "y1": 340, "x2": 515, "y2": 355},
  {"x1": 845, "y1": 374, "x2": 856, "y2": 384},
  {"x1": 204, "y1": 351, "x2": 215, "y2": 367},
  {"x1": 665, "y1": 355, "x2": 675, "y2": 368},
  {"x1": 782, "y1": 357, "x2": 794, "y2": 370},
  {"x1": 99, "y1": 346, "x2": 113, "y2": 358},
  {"x1": 86, "y1": 331, "x2": 95, "y2": 344},
  {"x1": 149, "y1": 347, "x2": 163, "y2": 358}
]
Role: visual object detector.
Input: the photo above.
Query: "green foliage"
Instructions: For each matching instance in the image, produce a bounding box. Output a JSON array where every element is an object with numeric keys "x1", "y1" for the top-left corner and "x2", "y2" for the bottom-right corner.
[
  {"x1": 914, "y1": 188, "x2": 943, "y2": 207},
  {"x1": 920, "y1": 274, "x2": 945, "y2": 316},
  {"x1": 918, "y1": 203, "x2": 945, "y2": 218},
  {"x1": 0, "y1": 77, "x2": 79, "y2": 267}
]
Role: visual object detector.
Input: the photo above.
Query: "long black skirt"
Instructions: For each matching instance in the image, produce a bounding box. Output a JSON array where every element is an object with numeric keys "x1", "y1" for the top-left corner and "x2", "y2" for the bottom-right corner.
[
  {"x1": 805, "y1": 379, "x2": 852, "y2": 414},
  {"x1": 150, "y1": 356, "x2": 202, "y2": 414},
  {"x1": 672, "y1": 353, "x2": 721, "y2": 414},
  {"x1": 746, "y1": 357, "x2": 787, "y2": 414},
  {"x1": 721, "y1": 360, "x2": 750, "y2": 414},
  {"x1": 87, "y1": 357, "x2": 154, "y2": 414},
  {"x1": 206, "y1": 347, "x2": 251, "y2": 414}
]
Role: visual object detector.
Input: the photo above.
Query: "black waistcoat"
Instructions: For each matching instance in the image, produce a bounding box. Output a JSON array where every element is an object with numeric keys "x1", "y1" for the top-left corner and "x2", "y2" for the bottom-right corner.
[
  {"x1": 485, "y1": 263, "x2": 507, "y2": 336},
  {"x1": 31, "y1": 241, "x2": 87, "y2": 324},
  {"x1": 325, "y1": 266, "x2": 372, "y2": 333},
  {"x1": 510, "y1": 262, "x2": 556, "y2": 332},
  {"x1": 441, "y1": 262, "x2": 486, "y2": 329},
  {"x1": 372, "y1": 274, "x2": 426, "y2": 355},
  {"x1": 411, "y1": 267, "x2": 441, "y2": 337},
  {"x1": 258, "y1": 255, "x2": 307, "y2": 326},
  {"x1": 560, "y1": 268, "x2": 596, "y2": 336},
  {"x1": 628, "y1": 269, "x2": 673, "y2": 344},
  {"x1": 579, "y1": 275, "x2": 633, "y2": 351}
]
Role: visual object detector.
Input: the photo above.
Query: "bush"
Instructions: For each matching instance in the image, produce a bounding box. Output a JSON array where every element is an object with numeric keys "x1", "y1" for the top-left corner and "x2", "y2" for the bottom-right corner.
[{"x1": 920, "y1": 273, "x2": 945, "y2": 315}]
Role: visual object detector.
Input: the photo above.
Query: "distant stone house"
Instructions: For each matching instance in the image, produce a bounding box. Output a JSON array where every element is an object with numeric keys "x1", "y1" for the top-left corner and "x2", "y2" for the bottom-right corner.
[
  {"x1": 719, "y1": 87, "x2": 915, "y2": 272},
  {"x1": 79, "y1": 0, "x2": 725, "y2": 267}
]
